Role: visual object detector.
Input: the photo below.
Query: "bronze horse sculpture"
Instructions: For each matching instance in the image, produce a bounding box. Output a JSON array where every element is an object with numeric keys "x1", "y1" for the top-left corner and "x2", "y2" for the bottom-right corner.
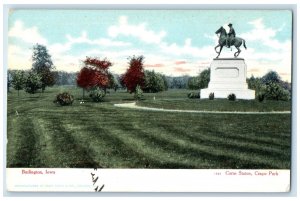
[{"x1": 214, "y1": 26, "x2": 247, "y2": 58}]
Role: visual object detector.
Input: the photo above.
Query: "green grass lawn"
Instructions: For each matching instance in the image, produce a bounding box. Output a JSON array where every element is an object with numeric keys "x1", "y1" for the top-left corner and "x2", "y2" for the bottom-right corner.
[
  {"x1": 6, "y1": 87, "x2": 291, "y2": 169},
  {"x1": 137, "y1": 97, "x2": 291, "y2": 112}
]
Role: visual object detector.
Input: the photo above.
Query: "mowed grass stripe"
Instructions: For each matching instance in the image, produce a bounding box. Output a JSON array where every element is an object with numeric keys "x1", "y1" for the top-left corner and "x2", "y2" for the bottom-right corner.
[
  {"x1": 61, "y1": 118, "x2": 153, "y2": 168},
  {"x1": 116, "y1": 120, "x2": 284, "y2": 169},
  {"x1": 165, "y1": 122, "x2": 290, "y2": 149},
  {"x1": 7, "y1": 117, "x2": 42, "y2": 167},
  {"x1": 59, "y1": 106, "x2": 211, "y2": 168},
  {"x1": 63, "y1": 112, "x2": 201, "y2": 168},
  {"x1": 154, "y1": 122, "x2": 290, "y2": 166},
  {"x1": 6, "y1": 117, "x2": 20, "y2": 166},
  {"x1": 112, "y1": 122, "x2": 220, "y2": 168},
  {"x1": 157, "y1": 114, "x2": 290, "y2": 152},
  {"x1": 32, "y1": 116, "x2": 99, "y2": 168},
  {"x1": 117, "y1": 109, "x2": 290, "y2": 148}
]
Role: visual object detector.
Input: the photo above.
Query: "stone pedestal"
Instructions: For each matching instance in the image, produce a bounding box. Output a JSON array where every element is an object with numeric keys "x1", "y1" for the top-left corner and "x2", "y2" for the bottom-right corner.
[{"x1": 200, "y1": 58, "x2": 255, "y2": 99}]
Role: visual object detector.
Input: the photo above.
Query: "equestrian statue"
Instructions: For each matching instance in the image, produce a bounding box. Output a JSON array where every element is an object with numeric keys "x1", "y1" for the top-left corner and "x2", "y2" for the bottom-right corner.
[{"x1": 214, "y1": 23, "x2": 247, "y2": 58}]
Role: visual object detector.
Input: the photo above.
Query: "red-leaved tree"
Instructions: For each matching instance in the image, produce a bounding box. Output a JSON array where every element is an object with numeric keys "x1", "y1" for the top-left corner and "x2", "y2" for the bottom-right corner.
[
  {"x1": 77, "y1": 57, "x2": 112, "y2": 99},
  {"x1": 121, "y1": 55, "x2": 145, "y2": 93}
]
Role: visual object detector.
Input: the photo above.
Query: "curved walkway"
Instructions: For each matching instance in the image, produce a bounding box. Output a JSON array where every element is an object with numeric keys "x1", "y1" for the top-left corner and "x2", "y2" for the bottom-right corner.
[{"x1": 114, "y1": 102, "x2": 291, "y2": 114}]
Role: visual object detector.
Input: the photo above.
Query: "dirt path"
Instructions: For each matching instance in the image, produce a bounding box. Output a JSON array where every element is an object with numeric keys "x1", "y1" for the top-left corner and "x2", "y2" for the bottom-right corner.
[{"x1": 114, "y1": 102, "x2": 291, "y2": 114}]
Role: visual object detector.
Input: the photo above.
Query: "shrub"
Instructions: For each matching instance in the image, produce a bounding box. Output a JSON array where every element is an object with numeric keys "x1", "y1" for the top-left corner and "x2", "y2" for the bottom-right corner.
[
  {"x1": 257, "y1": 92, "x2": 265, "y2": 102},
  {"x1": 209, "y1": 92, "x2": 214, "y2": 100},
  {"x1": 187, "y1": 92, "x2": 200, "y2": 99},
  {"x1": 228, "y1": 93, "x2": 236, "y2": 101},
  {"x1": 89, "y1": 87, "x2": 105, "y2": 102},
  {"x1": 280, "y1": 90, "x2": 291, "y2": 101},
  {"x1": 265, "y1": 82, "x2": 291, "y2": 101},
  {"x1": 54, "y1": 92, "x2": 74, "y2": 106},
  {"x1": 134, "y1": 85, "x2": 143, "y2": 100}
]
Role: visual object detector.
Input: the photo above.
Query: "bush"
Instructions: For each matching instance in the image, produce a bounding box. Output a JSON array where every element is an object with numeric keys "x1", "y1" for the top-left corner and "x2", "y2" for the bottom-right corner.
[
  {"x1": 265, "y1": 82, "x2": 290, "y2": 101},
  {"x1": 257, "y1": 92, "x2": 265, "y2": 102},
  {"x1": 89, "y1": 88, "x2": 105, "y2": 102},
  {"x1": 187, "y1": 92, "x2": 200, "y2": 99},
  {"x1": 209, "y1": 92, "x2": 214, "y2": 100},
  {"x1": 54, "y1": 92, "x2": 74, "y2": 106},
  {"x1": 134, "y1": 85, "x2": 143, "y2": 100},
  {"x1": 228, "y1": 93, "x2": 236, "y2": 101}
]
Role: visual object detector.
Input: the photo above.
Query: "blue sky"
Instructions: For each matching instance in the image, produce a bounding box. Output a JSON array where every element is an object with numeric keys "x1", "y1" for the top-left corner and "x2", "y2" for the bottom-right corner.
[{"x1": 8, "y1": 10, "x2": 292, "y2": 81}]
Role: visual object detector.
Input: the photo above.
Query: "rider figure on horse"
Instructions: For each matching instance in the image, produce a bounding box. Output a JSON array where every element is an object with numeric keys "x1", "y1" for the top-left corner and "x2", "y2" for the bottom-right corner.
[{"x1": 226, "y1": 23, "x2": 236, "y2": 48}]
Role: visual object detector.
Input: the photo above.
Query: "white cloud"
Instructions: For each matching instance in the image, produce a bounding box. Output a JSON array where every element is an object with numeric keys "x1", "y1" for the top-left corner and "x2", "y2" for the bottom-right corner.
[
  {"x1": 108, "y1": 16, "x2": 167, "y2": 44},
  {"x1": 52, "y1": 55, "x2": 82, "y2": 72},
  {"x1": 85, "y1": 48, "x2": 144, "y2": 59},
  {"x1": 240, "y1": 18, "x2": 290, "y2": 50},
  {"x1": 8, "y1": 20, "x2": 48, "y2": 45},
  {"x1": 159, "y1": 40, "x2": 216, "y2": 58},
  {"x1": 8, "y1": 45, "x2": 32, "y2": 70},
  {"x1": 50, "y1": 31, "x2": 131, "y2": 55},
  {"x1": 204, "y1": 33, "x2": 219, "y2": 42}
]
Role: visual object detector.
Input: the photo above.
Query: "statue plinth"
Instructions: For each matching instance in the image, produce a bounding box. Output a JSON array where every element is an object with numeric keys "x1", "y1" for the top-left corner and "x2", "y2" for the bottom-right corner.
[{"x1": 200, "y1": 58, "x2": 255, "y2": 99}]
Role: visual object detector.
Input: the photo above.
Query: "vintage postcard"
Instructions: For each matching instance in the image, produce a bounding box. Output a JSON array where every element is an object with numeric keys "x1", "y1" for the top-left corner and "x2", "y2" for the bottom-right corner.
[{"x1": 6, "y1": 8, "x2": 292, "y2": 192}]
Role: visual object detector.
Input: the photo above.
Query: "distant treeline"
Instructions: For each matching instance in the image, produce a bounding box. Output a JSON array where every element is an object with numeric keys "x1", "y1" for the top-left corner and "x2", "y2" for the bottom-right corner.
[
  {"x1": 8, "y1": 70, "x2": 77, "y2": 86},
  {"x1": 8, "y1": 69, "x2": 193, "y2": 89},
  {"x1": 8, "y1": 69, "x2": 291, "y2": 92}
]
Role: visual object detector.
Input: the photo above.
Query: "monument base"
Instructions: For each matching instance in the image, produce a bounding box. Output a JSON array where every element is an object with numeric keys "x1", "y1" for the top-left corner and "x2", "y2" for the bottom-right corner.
[
  {"x1": 201, "y1": 88, "x2": 255, "y2": 99},
  {"x1": 200, "y1": 58, "x2": 255, "y2": 100}
]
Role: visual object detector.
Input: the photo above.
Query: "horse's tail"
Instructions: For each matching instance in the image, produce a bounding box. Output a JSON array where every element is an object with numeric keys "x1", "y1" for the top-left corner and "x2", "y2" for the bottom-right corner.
[{"x1": 243, "y1": 39, "x2": 247, "y2": 49}]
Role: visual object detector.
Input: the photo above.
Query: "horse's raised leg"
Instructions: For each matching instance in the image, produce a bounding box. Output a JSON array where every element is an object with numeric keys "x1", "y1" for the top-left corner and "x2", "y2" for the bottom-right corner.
[
  {"x1": 214, "y1": 44, "x2": 220, "y2": 53},
  {"x1": 216, "y1": 45, "x2": 223, "y2": 58},
  {"x1": 234, "y1": 46, "x2": 241, "y2": 58}
]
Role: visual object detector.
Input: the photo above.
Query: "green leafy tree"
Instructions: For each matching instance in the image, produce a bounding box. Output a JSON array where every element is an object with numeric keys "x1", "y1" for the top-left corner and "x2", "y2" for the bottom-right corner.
[
  {"x1": 171, "y1": 77, "x2": 186, "y2": 89},
  {"x1": 143, "y1": 70, "x2": 165, "y2": 93},
  {"x1": 108, "y1": 73, "x2": 119, "y2": 92},
  {"x1": 187, "y1": 76, "x2": 200, "y2": 90},
  {"x1": 265, "y1": 82, "x2": 290, "y2": 101},
  {"x1": 250, "y1": 71, "x2": 291, "y2": 101},
  {"x1": 279, "y1": 80, "x2": 291, "y2": 93},
  {"x1": 262, "y1": 71, "x2": 281, "y2": 84},
  {"x1": 198, "y1": 69, "x2": 210, "y2": 89},
  {"x1": 25, "y1": 71, "x2": 42, "y2": 94},
  {"x1": 161, "y1": 75, "x2": 169, "y2": 91},
  {"x1": 187, "y1": 69, "x2": 210, "y2": 90},
  {"x1": 247, "y1": 75, "x2": 266, "y2": 98},
  {"x1": 40, "y1": 69, "x2": 56, "y2": 90},
  {"x1": 11, "y1": 70, "x2": 25, "y2": 96},
  {"x1": 32, "y1": 44, "x2": 55, "y2": 92}
]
